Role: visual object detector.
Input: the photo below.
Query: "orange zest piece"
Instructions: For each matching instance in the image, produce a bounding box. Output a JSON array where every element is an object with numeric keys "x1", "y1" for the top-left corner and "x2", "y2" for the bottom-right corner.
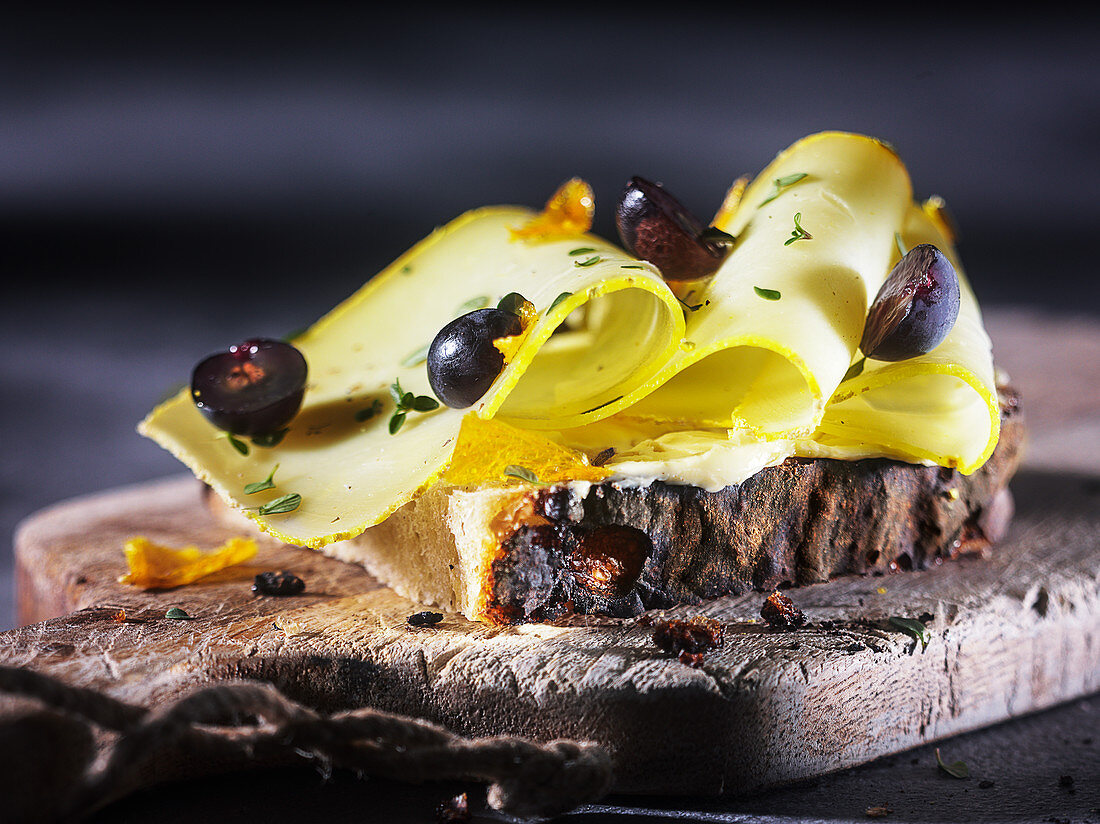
[
  {"x1": 922, "y1": 195, "x2": 958, "y2": 243},
  {"x1": 510, "y1": 178, "x2": 595, "y2": 240},
  {"x1": 493, "y1": 295, "x2": 540, "y2": 363},
  {"x1": 120, "y1": 535, "x2": 258, "y2": 589},
  {"x1": 444, "y1": 414, "x2": 611, "y2": 487},
  {"x1": 711, "y1": 174, "x2": 749, "y2": 229},
  {"x1": 493, "y1": 333, "x2": 527, "y2": 363}
]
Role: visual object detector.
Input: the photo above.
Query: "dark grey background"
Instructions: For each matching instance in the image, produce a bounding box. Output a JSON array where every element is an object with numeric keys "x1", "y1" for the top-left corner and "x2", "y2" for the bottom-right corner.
[{"x1": 2, "y1": 7, "x2": 1097, "y2": 821}]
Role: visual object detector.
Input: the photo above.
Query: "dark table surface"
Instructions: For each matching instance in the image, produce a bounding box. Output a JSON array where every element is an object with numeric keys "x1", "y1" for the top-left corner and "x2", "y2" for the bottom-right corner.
[{"x1": 3, "y1": 7, "x2": 1097, "y2": 822}]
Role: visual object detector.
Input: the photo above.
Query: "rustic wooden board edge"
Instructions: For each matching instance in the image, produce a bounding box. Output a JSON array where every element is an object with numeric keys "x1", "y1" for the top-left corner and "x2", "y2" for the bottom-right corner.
[{"x1": 6, "y1": 470, "x2": 1100, "y2": 796}]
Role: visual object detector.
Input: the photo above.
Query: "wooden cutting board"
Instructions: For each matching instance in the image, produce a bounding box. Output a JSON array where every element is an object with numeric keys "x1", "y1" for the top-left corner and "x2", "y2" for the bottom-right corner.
[{"x1": 5, "y1": 309, "x2": 1100, "y2": 802}]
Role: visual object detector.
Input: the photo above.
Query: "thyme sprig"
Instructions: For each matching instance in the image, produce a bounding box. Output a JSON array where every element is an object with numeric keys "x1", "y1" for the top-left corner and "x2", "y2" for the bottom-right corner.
[
  {"x1": 889, "y1": 616, "x2": 931, "y2": 653},
  {"x1": 401, "y1": 343, "x2": 430, "y2": 367},
  {"x1": 894, "y1": 231, "x2": 908, "y2": 259},
  {"x1": 389, "y1": 379, "x2": 440, "y2": 434},
  {"x1": 842, "y1": 356, "x2": 867, "y2": 382},
  {"x1": 456, "y1": 295, "x2": 491, "y2": 314},
  {"x1": 244, "y1": 464, "x2": 279, "y2": 494},
  {"x1": 504, "y1": 465, "x2": 539, "y2": 484},
  {"x1": 935, "y1": 748, "x2": 970, "y2": 779},
  {"x1": 549, "y1": 292, "x2": 573, "y2": 312},
  {"x1": 759, "y1": 172, "x2": 808, "y2": 207},
  {"x1": 258, "y1": 493, "x2": 302, "y2": 515},
  {"x1": 784, "y1": 212, "x2": 813, "y2": 246},
  {"x1": 754, "y1": 286, "x2": 782, "y2": 301},
  {"x1": 222, "y1": 432, "x2": 250, "y2": 456}
]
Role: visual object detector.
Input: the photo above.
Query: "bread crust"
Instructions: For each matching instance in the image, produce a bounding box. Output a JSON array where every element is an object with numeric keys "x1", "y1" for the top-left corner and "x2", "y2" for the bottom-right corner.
[{"x1": 206, "y1": 388, "x2": 1023, "y2": 626}]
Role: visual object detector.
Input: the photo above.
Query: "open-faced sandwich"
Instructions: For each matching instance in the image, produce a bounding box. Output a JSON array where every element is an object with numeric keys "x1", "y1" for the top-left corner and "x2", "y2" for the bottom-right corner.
[{"x1": 139, "y1": 131, "x2": 1023, "y2": 625}]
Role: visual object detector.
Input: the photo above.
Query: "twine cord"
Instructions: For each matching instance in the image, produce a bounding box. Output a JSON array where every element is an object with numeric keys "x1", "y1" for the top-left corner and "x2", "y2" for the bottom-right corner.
[{"x1": 0, "y1": 664, "x2": 613, "y2": 821}]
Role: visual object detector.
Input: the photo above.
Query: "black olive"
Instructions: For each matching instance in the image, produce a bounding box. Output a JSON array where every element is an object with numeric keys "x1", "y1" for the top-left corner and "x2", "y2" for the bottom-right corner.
[
  {"x1": 861, "y1": 244, "x2": 961, "y2": 361},
  {"x1": 191, "y1": 338, "x2": 307, "y2": 437},
  {"x1": 426, "y1": 308, "x2": 523, "y2": 408},
  {"x1": 615, "y1": 176, "x2": 727, "y2": 281}
]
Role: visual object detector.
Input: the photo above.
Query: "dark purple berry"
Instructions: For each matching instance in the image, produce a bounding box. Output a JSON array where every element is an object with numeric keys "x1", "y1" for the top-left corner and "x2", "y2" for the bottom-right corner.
[
  {"x1": 860, "y1": 244, "x2": 961, "y2": 362},
  {"x1": 616, "y1": 176, "x2": 727, "y2": 281},
  {"x1": 191, "y1": 338, "x2": 307, "y2": 436},
  {"x1": 426, "y1": 308, "x2": 523, "y2": 408}
]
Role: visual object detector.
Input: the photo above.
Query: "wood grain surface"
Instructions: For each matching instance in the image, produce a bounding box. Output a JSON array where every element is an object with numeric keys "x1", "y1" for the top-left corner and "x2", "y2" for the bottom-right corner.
[{"x1": 4, "y1": 308, "x2": 1100, "y2": 801}]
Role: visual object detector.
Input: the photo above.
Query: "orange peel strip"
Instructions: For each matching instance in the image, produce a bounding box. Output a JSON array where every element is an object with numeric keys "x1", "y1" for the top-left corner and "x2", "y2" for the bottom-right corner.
[
  {"x1": 120, "y1": 535, "x2": 258, "y2": 589},
  {"x1": 444, "y1": 414, "x2": 611, "y2": 487},
  {"x1": 510, "y1": 177, "x2": 595, "y2": 240}
]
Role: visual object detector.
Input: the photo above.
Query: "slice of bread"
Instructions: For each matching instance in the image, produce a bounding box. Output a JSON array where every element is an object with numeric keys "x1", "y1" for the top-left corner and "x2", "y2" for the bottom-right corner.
[{"x1": 209, "y1": 386, "x2": 1023, "y2": 626}]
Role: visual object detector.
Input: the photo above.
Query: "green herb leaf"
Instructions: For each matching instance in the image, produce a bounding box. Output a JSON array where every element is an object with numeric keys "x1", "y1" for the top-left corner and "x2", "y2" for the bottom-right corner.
[
  {"x1": 388, "y1": 379, "x2": 439, "y2": 434},
  {"x1": 498, "y1": 292, "x2": 533, "y2": 316},
  {"x1": 165, "y1": 607, "x2": 190, "y2": 620},
  {"x1": 401, "y1": 343, "x2": 430, "y2": 367},
  {"x1": 389, "y1": 411, "x2": 407, "y2": 435},
  {"x1": 754, "y1": 286, "x2": 782, "y2": 301},
  {"x1": 759, "y1": 172, "x2": 808, "y2": 206},
  {"x1": 390, "y1": 381, "x2": 406, "y2": 407},
  {"x1": 574, "y1": 255, "x2": 600, "y2": 267},
  {"x1": 895, "y1": 231, "x2": 908, "y2": 259},
  {"x1": 784, "y1": 212, "x2": 813, "y2": 246},
  {"x1": 456, "y1": 295, "x2": 491, "y2": 314},
  {"x1": 677, "y1": 296, "x2": 705, "y2": 312},
  {"x1": 224, "y1": 432, "x2": 249, "y2": 456},
  {"x1": 889, "y1": 616, "x2": 931, "y2": 652},
  {"x1": 549, "y1": 292, "x2": 573, "y2": 312},
  {"x1": 699, "y1": 226, "x2": 736, "y2": 245},
  {"x1": 503, "y1": 465, "x2": 539, "y2": 484},
  {"x1": 258, "y1": 493, "x2": 302, "y2": 515},
  {"x1": 842, "y1": 356, "x2": 866, "y2": 382},
  {"x1": 568, "y1": 247, "x2": 597, "y2": 256},
  {"x1": 620, "y1": 264, "x2": 645, "y2": 270},
  {"x1": 935, "y1": 748, "x2": 970, "y2": 779},
  {"x1": 244, "y1": 464, "x2": 279, "y2": 495},
  {"x1": 355, "y1": 399, "x2": 383, "y2": 422}
]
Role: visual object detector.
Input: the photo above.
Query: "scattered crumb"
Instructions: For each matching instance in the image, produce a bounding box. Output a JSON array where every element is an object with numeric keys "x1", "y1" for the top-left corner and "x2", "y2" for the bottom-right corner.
[
  {"x1": 760, "y1": 590, "x2": 806, "y2": 628},
  {"x1": 252, "y1": 570, "x2": 306, "y2": 597},
  {"x1": 408, "y1": 611, "x2": 445, "y2": 628},
  {"x1": 865, "y1": 804, "x2": 892, "y2": 818},
  {"x1": 652, "y1": 615, "x2": 723, "y2": 666},
  {"x1": 273, "y1": 615, "x2": 304, "y2": 636}
]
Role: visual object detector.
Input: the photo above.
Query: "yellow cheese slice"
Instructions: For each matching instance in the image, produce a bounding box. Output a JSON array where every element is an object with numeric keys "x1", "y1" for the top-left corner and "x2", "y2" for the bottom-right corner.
[
  {"x1": 139, "y1": 207, "x2": 684, "y2": 547},
  {"x1": 614, "y1": 132, "x2": 913, "y2": 437},
  {"x1": 814, "y1": 199, "x2": 1000, "y2": 473}
]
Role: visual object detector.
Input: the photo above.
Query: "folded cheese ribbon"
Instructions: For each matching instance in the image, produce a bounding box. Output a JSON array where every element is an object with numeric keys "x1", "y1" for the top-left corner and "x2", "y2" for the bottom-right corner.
[{"x1": 140, "y1": 132, "x2": 1000, "y2": 548}]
